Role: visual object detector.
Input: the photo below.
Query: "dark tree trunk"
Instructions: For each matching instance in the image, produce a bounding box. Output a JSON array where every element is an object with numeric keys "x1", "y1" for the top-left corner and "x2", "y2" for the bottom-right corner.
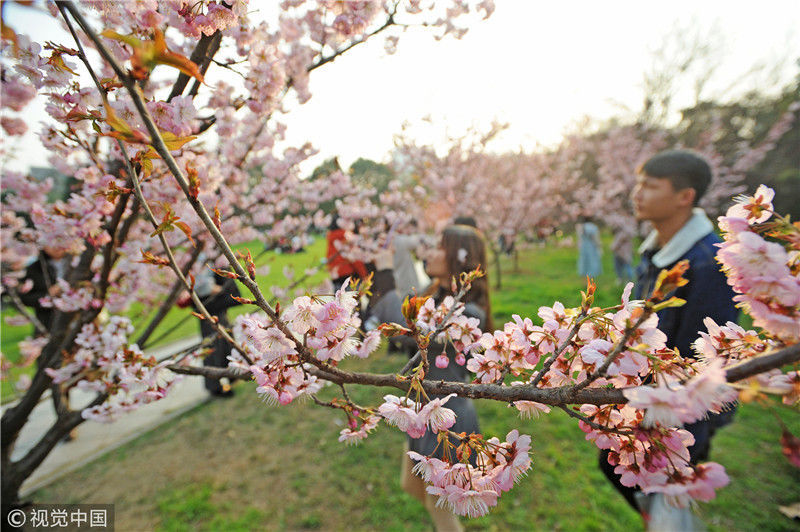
[{"x1": 493, "y1": 249, "x2": 502, "y2": 290}]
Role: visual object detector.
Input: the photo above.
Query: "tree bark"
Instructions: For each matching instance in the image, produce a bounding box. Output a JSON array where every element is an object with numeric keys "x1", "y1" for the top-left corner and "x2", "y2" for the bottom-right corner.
[{"x1": 493, "y1": 249, "x2": 502, "y2": 290}]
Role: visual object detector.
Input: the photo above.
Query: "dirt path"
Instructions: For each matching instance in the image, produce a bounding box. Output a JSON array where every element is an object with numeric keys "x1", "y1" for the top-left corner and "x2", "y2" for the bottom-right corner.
[{"x1": 1, "y1": 336, "x2": 211, "y2": 496}]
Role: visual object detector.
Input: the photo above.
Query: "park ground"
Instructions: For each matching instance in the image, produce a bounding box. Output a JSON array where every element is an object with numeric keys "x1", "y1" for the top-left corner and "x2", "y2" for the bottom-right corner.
[{"x1": 6, "y1": 237, "x2": 799, "y2": 531}]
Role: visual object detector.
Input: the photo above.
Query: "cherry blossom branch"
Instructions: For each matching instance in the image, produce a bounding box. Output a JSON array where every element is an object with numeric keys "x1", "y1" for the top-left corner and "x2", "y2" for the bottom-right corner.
[
  {"x1": 166, "y1": 361, "x2": 629, "y2": 406},
  {"x1": 135, "y1": 243, "x2": 205, "y2": 347},
  {"x1": 400, "y1": 277, "x2": 476, "y2": 375},
  {"x1": 4, "y1": 288, "x2": 47, "y2": 336},
  {"x1": 557, "y1": 405, "x2": 633, "y2": 435},
  {"x1": 309, "y1": 387, "x2": 370, "y2": 414},
  {"x1": 155, "y1": 337, "x2": 212, "y2": 365},
  {"x1": 57, "y1": 3, "x2": 105, "y2": 94},
  {"x1": 168, "y1": 339, "x2": 800, "y2": 411},
  {"x1": 209, "y1": 58, "x2": 246, "y2": 79},
  {"x1": 167, "y1": 363, "x2": 248, "y2": 380},
  {"x1": 569, "y1": 310, "x2": 652, "y2": 394},
  {"x1": 724, "y1": 343, "x2": 800, "y2": 382},
  {"x1": 530, "y1": 308, "x2": 589, "y2": 387},
  {"x1": 308, "y1": 5, "x2": 398, "y2": 72}
]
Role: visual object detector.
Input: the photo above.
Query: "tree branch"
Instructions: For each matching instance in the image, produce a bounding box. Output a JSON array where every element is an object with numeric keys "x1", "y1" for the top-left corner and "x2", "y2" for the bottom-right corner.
[
  {"x1": 167, "y1": 31, "x2": 222, "y2": 102},
  {"x1": 530, "y1": 308, "x2": 589, "y2": 387},
  {"x1": 724, "y1": 343, "x2": 800, "y2": 382},
  {"x1": 136, "y1": 243, "x2": 204, "y2": 347},
  {"x1": 557, "y1": 405, "x2": 633, "y2": 435}
]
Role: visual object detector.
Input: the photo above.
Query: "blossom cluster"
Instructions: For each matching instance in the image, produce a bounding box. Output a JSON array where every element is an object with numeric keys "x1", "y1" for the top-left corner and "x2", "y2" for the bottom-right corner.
[
  {"x1": 717, "y1": 185, "x2": 800, "y2": 341},
  {"x1": 392, "y1": 274, "x2": 774, "y2": 509},
  {"x1": 407, "y1": 429, "x2": 531, "y2": 517},
  {"x1": 1, "y1": 33, "x2": 76, "y2": 142},
  {"x1": 337, "y1": 411, "x2": 381, "y2": 445},
  {"x1": 81, "y1": 1, "x2": 247, "y2": 38},
  {"x1": 378, "y1": 393, "x2": 458, "y2": 438},
  {"x1": 0, "y1": 172, "x2": 54, "y2": 278},
  {"x1": 30, "y1": 168, "x2": 120, "y2": 254},
  {"x1": 39, "y1": 279, "x2": 102, "y2": 313},
  {"x1": 233, "y1": 282, "x2": 381, "y2": 405},
  {"x1": 623, "y1": 359, "x2": 737, "y2": 428},
  {"x1": 580, "y1": 411, "x2": 730, "y2": 507},
  {"x1": 43, "y1": 317, "x2": 178, "y2": 422},
  {"x1": 468, "y1": 284, "x2": 667, "y2": 390},
  {"x1": 415, "y1": 296, "x2": 483, "y2": 368}
]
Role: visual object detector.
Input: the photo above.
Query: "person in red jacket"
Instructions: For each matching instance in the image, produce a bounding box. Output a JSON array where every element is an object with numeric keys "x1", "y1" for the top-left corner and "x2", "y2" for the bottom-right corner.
[{"x1": 326, "y1": 216, "x2": 368, "y2": 292}]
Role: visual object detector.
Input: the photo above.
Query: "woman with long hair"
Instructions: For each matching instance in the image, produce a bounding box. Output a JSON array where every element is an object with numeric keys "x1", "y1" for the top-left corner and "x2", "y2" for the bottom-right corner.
[{"x1": 367, "y1": 223, "x2": 492, "y2": 531}]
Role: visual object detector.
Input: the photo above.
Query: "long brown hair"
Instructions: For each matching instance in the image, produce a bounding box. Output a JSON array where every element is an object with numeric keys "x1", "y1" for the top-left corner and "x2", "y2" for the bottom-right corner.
[{"x1": 439, "y1": 224, "x2": 493, "y2": 331}]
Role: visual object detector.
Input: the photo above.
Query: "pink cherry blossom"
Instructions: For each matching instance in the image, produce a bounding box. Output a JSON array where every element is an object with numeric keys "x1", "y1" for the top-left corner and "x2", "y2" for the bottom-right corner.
[
  {"x1": 283, "y1": 295, "x2": 321, "y2": 334},
  {"x1": 355, "y1": 330, "x2": 382, "y2": 359},
  {"x1": 419, "y1": 394, "x2": 457, "y2": 432},
  {"x1": 687, "y1": 462, "x2": 730, "y2": 502},
  {"x1": 431, "y1": 484, "x2": 499, "y2": 518},
  {"x1": 1, "y1": 116, "x2": 28, "y2": 135},
  {"x1": 1, "y1": 77, "x2": 37, "y2": 111},
  {"x1": 726, "y1": 185, "x2": 775, "y2": 224},
  {"x1": 378, "y1": 395, "x2": 420, "y2": 435},
  {"x1": 623, "y1": 381, "x2": 685, "y2": 428}
]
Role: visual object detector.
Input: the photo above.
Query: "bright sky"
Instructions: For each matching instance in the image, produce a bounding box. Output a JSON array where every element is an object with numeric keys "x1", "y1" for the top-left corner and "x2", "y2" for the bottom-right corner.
[{"x1": 3, "y1": 1, "x2": 799, "y2": 174}]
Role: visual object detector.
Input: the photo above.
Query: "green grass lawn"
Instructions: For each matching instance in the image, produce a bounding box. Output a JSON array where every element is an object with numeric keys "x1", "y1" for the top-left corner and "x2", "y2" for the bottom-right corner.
[{"x1": 23, "y1": 237, "x2": 800, "y2": 530}]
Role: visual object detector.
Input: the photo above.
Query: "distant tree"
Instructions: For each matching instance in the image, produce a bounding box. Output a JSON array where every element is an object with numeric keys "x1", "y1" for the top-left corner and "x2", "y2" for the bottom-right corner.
[
  {"x1": 348, "y1": 157, "x2": 395, "y2": 195},
  {"x1": 29, "y1": 167, "x2": 72, "y2": 202},
  {"x1": 676, "y1": 73, "x2": 800, "y2": 219},
  {"x1": 309, "y1": 156, "x2": 343, "y2": 181}
]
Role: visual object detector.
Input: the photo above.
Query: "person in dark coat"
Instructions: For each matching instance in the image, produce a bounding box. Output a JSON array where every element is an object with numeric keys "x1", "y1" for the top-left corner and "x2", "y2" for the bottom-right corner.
[
  {"x1": 17, "y1": 247, "x2": 65, "y2": 335},
  {"x1": 192, "y1": 259, "x2": 242, "y2": 397},
  {"x1": 365, "y1": 224, "x2": 493, "y2": 531},
  {"x1": 599, "y1": 149, "x2": 739, "y2": 514}
]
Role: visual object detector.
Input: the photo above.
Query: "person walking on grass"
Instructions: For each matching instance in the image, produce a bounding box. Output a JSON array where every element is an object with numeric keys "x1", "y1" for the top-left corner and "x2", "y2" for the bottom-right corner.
[
  {"x1": 366, "y1": 224, "x2": 493, "y2": 532},
  {"x1": 325, "y1": 215, "x2": 368, "y2": 293},
  {"x1": 577, "y1": 213, "x2": 603, "y2": 278},
  {"x1": 611, "y1": 225, "x2": 635, "y2": 284},
  {"x1": 179, "y1": 255, "x2": 242, "y2": 398},
  {"x1": 599, "y1": 149, "x2": 739, "y2": 525}
]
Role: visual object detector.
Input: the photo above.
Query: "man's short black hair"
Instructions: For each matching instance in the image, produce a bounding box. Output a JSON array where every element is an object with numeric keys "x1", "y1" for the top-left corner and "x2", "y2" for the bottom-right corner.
[
  {"x1": 639, "y1": 150, "x2": 712, "y2": 205},
  {"x1": 453, "y1": 216, "x2": 478, "y2": 228}
]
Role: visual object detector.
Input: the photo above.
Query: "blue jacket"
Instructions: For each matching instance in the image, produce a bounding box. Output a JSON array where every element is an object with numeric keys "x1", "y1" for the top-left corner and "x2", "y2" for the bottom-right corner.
[
  {"x1": 634, "y1": 210, "x2": 739, "y2": 360},
  {"x1": 634, "y1": 209, "x2": 739, "y2": 461}
]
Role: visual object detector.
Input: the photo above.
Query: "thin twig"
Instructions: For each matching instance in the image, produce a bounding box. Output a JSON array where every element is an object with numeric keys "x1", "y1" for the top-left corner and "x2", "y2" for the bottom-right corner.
[
  {"x1": 557, "y1": 405, "x2": 633, "y2": 435},
  {"x1": 4, "y1": 288, "x2": 47, "y2": 335},
  {"x1": 570, "y1": 310, "x2": 651, "y2": 394},
  {"x1": 400, "y1": 275, "x2": 476, "y2": 375},
  {"x1": 530, "y1": 308, "x2": 589, "y2": 387}
]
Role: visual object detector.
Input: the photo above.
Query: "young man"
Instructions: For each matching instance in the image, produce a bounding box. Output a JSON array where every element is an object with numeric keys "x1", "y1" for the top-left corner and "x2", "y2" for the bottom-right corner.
[{"x1": 599, "y1": 149, "x2": 739, "y2": 512}]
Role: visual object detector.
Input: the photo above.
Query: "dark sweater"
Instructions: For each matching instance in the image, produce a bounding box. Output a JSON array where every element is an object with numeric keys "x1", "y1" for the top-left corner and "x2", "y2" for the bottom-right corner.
[{"x1": 367, "y1": 269, "x2": 484, "y2": 460}]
